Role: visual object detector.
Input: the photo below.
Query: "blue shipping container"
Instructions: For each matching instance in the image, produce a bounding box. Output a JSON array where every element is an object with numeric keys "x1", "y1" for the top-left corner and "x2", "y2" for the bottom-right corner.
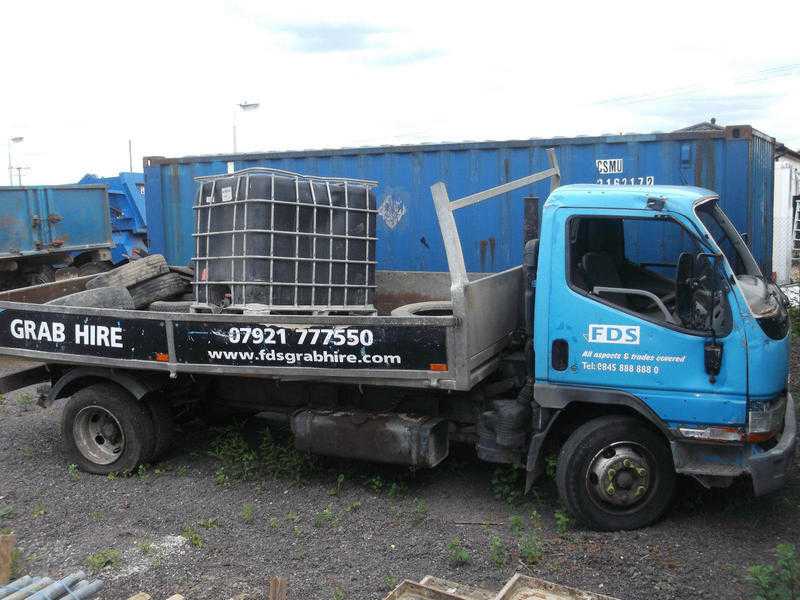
[
  {"x1": 144, "y1": 124, "x2": 775, "y2": 275},
  {"x1": 0, "y1": 184, "x2": 112, "y2": 259}
]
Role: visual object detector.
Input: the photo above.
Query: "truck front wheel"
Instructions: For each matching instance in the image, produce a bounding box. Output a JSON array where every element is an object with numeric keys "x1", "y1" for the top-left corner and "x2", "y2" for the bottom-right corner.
[
  {"x1": 556, "y1": 415, "x2": 675, "y2": 530},
  {"x1": 61, "y1": 382, "x2": 155, "y2": 475}
]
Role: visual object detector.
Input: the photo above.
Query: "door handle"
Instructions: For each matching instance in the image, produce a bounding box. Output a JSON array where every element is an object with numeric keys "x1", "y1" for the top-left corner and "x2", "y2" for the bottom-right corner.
[{"x1": 552, "y1": 339, "x2": 569, "y2": 371}]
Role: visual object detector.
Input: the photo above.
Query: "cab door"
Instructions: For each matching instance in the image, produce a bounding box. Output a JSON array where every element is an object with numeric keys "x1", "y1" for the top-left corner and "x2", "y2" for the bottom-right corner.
[{"x1": 543, "y1": 207, "x2": 748, "y2": 429}]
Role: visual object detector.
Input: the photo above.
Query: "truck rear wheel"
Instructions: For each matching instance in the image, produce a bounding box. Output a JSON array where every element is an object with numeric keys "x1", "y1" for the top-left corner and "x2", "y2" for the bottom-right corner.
[
  {"x1": 61, "y1": 382, "x2": 155, "y2": 475},
  {"x1": 556, "y1": 415, "x2": 675, "y2": 531}
]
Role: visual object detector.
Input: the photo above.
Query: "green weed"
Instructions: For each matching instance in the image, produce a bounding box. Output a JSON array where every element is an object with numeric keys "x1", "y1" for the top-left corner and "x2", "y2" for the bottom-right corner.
[
  {"x1": 519, "y1": 532, "x2": 543, "y2": 565},
  {"x1": 447, "y1": 537, "x2": 470, "y2": 566},
  {"x1": 67, "y1": 464, "x2": 80, "y2": 481},
  {"x1": 86, "y1": 548, "x2": 121, "y2": 572},
  {"x1": 181, "y1": 526, "x2": 204, "y2": 549},
  {"x1": 748, "y1": 543, "x2": 800, "y2": 600},
  {"x1": 0, "y1": 505, "x2": 13, "y2": 520},
  {"x1": 209, "y1": 428, "x2": 258, "y2": 484},
  {"x1": 136, "y1": 540, "x2": 154, "y2": 555},
  {"x1": 544, "y1": 454, "x2": 558, "y2": 480},
  {"x1": 198, "y1": 518, "x2": 219, "y2": 529},
  {"x1": 489, "y1": 535, "x2": 507, "y2": 568},
  {"x1": 367, "y1": 476, "x2": 384, "y2": 494},
  {"x1": 491, "y1": 465, "x2": 524, "y2": 505},
  {"x1": 345, "y1": 500, "x2": 362, "y2": 513},
  {"x1": 554, "y1": 510, "x2": 572, "y2": 534},
  {"x1": 328, "y1": 473, "x2": 346, "y2": 497},
  {"x1": 269, "y1": 517, "x2": 280, "y2": 528},
  {"x1": 241, "y1": 503, "x2": 255, "y2": 523},
  {"x1": 387, "y1": 481, "x2": 408, "y2": 499},
  {"x1": 509, "y1": 515, "x2": 524, "y2": 537},
  {"x1": 384, "y1": 575, "x2": 398, "y2": 590},
  {"x1": 412, "y1": 497, "x2": 428, "y2": 524},
  {"x1": 313, "y1": 504, "x2": 335, "y2": 528},
  {"x1": 31, "y1": 502, "x2": 46, "y2": 518}
]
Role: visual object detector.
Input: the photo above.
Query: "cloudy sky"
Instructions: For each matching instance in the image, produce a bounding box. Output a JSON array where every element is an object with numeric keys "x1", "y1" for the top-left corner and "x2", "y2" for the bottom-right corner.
[{"x1": 1, "y1": 0, "x2": 798, "y2": 184}]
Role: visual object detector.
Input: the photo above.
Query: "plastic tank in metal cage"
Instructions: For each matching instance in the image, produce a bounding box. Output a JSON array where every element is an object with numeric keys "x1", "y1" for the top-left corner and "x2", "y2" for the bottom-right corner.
[{"x1": 193, "y1": 168, "x2": 378, "y2": 313}]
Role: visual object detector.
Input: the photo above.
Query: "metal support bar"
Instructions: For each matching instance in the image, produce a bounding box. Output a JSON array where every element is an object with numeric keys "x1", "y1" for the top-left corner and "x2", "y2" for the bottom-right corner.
[{"x1": 431, "y1": 148, "x2": 561, "y2": 290}]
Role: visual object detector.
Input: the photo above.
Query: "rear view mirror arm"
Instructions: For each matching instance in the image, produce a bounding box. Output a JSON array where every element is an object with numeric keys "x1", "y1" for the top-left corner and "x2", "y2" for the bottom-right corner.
[{"x1": 592, "y1": 286, "x2": 677, "y2": 325}]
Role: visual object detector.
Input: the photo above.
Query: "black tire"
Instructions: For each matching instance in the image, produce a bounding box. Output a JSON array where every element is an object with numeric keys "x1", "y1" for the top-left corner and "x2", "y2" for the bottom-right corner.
[
  {"x1": 78, "y1": 261, "x2": 113, "y2": 276},
  {"x1": 86, "y1": 254, "x2": 168, "y2": 290},
  {"x1": 128, "y1": 273, "x2": 189, "y2": 309},
  {"x1": 46, "y1": 286, "x2": 135, "y2": 309},
  {"x1": 61, "y1": 383, "x2": 155, "y2": 475},
  {"x1": 147, "y1": 300, "x2": 193, "y2": 313},
  {"x1": 556, "y1": 415, "x2": 675, "y2": 531},
  {"x1": 145, "y1": 397, "x2": 174, "y2": 461}
]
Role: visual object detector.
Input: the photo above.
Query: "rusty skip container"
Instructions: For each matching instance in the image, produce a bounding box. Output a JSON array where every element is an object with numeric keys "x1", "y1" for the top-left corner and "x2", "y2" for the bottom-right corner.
[
  {"x1": 0, "y1": 185, "x2": 112, "y2": 261},
  {"x1": 144, "y1": 123, "x2": 776, "y2": 276}
]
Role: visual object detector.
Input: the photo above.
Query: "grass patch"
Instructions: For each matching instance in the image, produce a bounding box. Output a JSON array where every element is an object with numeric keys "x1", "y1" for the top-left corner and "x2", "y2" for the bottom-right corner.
[
  {"x1": 136, "y1": 540, "x2": 154, "y2": 555},
  {"x1": 344, "y1": 500, "x2": 362, "y2": 513},
  {"x1": 86, "y1": 548, "x2": 121, "y2": 572}
]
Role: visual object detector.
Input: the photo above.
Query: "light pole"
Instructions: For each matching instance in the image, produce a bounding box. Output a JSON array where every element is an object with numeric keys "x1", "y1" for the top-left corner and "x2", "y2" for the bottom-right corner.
[
  {"x1": 7, "y1": 136, "x2": 23, "y2": 185},
  {"x1": 232, "y1": 101, "x2": 260, "y2": 154}
]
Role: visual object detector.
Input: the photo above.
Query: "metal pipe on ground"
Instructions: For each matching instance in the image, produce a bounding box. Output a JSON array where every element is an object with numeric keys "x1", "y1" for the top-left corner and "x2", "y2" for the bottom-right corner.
[
  {"x1": 27, "y1": 571, "x2": 86, "y2": 600},
  {"x1": 0, "y1": 577, "x2": 33, "y2": 598},
  {"x1": 67, "y1": 579, "x2": 103, "y2": 599},
  {"x1": 2, "y1": 578, "x2": 52, "y2": 600}
]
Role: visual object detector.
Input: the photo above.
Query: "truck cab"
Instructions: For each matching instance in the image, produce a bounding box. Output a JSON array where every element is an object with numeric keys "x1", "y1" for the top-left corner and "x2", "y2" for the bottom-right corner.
[{"x1": 522, "y1": 184, "x2": 795, "y2": 529}]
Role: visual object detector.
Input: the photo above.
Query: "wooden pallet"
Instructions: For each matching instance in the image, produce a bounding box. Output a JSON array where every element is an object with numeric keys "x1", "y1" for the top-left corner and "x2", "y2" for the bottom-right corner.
[{"x1": 384, "y1": 574, "x2": 620, "y2": 600}]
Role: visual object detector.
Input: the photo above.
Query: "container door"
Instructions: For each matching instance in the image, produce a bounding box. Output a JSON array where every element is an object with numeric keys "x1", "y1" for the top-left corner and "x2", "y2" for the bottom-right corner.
[
  {"x1": 0, "y1": 188, "x2": 43, "y2": 257},
  {"x1": 42, "y1": 187, "x2": 112, "y2": 253},
  {"x1": 544, "y1": 207, "x2": 748, "y2": 429}
]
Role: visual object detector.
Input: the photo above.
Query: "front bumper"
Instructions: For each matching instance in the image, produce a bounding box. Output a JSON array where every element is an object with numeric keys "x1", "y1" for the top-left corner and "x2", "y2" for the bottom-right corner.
[
  {"x1": 671, "y1": 393, "x2": 797, "y2": 495},
  {"x1": 745, "y1": 393, "x2": 797, "y2": 496}
]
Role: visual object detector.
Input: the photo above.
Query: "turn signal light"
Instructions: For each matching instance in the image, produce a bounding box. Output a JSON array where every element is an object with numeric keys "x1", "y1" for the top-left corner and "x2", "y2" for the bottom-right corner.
[
  {"x1": 155, "y1": 352, "x2": 170, "y2": 362},
  {"x1": 429, "y1": 363, "x2": 448, "y2": 372}
]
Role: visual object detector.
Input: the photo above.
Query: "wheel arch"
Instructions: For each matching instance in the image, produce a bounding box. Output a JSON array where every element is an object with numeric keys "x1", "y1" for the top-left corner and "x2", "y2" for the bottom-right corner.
[
  {"x1": 46, "y1": 367, "x2": 167, "y2": 407},
  {"x1": 526, "y1": 383, "x2": 673, "y2": 490}
]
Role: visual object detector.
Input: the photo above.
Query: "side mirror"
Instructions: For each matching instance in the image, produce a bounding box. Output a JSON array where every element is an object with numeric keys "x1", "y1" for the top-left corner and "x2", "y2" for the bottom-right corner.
[{"x1": 523, "y1": 239, "x2": 539, "y2": 281}]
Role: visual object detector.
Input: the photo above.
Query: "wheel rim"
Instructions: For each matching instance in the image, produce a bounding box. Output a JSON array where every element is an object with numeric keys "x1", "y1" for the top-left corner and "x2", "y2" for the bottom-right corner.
[
  {"x1": 585, "y1": 441, "x2": 657, "y2": 513},
  {"x1": 73, "y1": 405, "x2": 125, "y2": 465}
]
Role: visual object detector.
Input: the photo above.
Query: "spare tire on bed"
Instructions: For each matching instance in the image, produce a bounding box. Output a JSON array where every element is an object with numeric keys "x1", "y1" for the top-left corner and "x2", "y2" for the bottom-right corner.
[
  {"x1": 128, "y1": 273, "x2": 189, "y2": 309},
  {"x1": 86, "y1": 255, "x2": 169, "y2": 290},
  {"x1": 46, "y1": 286, "x2": 135, "y2": 309}
]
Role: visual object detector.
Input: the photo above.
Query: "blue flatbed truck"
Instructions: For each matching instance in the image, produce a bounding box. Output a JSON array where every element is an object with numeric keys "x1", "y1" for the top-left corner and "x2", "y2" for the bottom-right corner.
[{"x1": 0, "y1": 153, "x2": 794, "y2": 530}]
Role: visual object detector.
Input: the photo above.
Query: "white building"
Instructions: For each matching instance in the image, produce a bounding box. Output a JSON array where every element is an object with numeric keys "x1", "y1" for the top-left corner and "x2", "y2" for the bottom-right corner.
[{"x1": 773, "y1": 144, "x2": 800, "y2": 285}]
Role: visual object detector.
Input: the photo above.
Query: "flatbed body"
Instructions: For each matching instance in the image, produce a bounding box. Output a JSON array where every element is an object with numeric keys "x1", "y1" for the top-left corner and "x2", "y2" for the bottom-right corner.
[{"x1": 0, "y1": 268, "x2": 522, "y2": 392}]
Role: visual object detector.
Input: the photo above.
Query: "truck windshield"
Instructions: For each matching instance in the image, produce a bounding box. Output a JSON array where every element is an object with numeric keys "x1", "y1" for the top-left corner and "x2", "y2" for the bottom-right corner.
[
  {"x1": 695, "y1": 200, "x2": 762, "y2": 278},
  {"x1": 695, "y1": 199, "x2": 786, "y2": 325}
]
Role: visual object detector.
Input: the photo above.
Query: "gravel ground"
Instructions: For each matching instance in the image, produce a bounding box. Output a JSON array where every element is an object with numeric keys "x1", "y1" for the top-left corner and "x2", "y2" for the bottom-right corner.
[{"x1": 0, "y1": 347, "x2": 798, "y2": 600}]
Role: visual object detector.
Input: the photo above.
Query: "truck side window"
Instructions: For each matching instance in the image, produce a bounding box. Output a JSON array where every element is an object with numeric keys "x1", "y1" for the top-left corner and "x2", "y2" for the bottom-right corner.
[{"x1": 567, "y1": 216, "x2": 702, "y2": 327}]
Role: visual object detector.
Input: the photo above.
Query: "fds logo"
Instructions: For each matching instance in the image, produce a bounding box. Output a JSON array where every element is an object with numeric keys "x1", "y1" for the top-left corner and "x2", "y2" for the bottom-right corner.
[{"x1": 585, "y1": 324, "x2": 640, "y2": 345}]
